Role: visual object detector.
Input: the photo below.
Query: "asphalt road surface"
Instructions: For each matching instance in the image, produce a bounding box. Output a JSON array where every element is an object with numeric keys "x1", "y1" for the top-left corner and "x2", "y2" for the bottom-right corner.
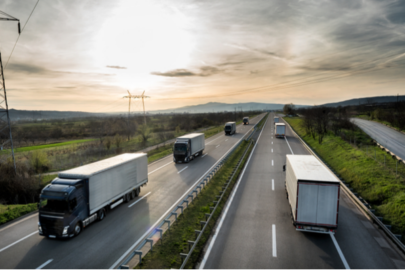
[
  {"x1": 0, "y1": 114, "x2": 265, "y2": 269},
  {"x1": 200, "y1": 113, "x2": 405, "y2": 269},
  {"x1": 352, "y1": 118, "x2": 405, "y2": 160}
]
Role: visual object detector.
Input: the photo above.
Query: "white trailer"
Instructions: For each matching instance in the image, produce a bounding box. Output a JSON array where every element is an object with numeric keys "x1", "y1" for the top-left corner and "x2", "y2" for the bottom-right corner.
[
  {"x1": 275, "y1": 123, "x2": 286, "y2": 138},
  {"x1": 274, "y1": 116, "x2": 279, "y2": 123},
  {"x1": 285, "y1": 155, "x2": 340, "y2": 233},
  {"x1": 224, "y1": 122, "x2": 236, "y2": 135},
  {"x1": 173, "y1": 133, "x2": 205, "y2": 163}
]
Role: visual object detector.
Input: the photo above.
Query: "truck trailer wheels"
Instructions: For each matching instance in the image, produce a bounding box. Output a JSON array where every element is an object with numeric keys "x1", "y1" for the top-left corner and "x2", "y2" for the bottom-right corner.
[{"x1": 98, "y1": 208, "x2": 106, "y2": 221}]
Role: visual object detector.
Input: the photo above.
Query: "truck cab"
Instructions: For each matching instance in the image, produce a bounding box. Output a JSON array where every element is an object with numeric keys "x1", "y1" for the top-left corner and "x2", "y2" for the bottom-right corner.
[
  {"x1": 38, "y1": 178, "x2": 88, "y2": 238},
  {"x1": 243, "y1": 117, "x2": 249, "y2": 125},
  {"x1": 224, "y1": 122, "x2": 236, "y2": 135},
  {"x1": 173, "y1": 139, "x2": 191, "y2": 163}
]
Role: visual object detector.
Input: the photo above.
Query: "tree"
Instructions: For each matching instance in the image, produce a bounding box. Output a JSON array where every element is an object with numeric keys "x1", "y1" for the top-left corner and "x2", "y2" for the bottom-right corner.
[
  {"x1": 114, "y1": 134, "x2": 122, "y2": 148},
  {"x1": 283, "y1": 103, "x2": 296, "y2": 115},
  {"x1": 138, "y1": 125, "x2": 151, "y2": 146}
]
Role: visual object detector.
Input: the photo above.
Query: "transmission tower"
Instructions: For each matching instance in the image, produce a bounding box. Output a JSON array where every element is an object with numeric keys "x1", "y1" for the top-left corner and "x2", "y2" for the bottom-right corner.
[
  {"x1": 0, "y1": 11, "x2": 20, "y2": 171},
  {"x1": 123, "y1": 90, "x2": 150, "y2": 125}
]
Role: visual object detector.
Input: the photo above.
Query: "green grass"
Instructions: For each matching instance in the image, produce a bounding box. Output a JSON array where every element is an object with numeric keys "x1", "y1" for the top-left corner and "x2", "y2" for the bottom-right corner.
[
  {"x1": 147, "y1": 144, "x2": 174, "y2": 163},
  {"x1": 136, "y1": 140, "x2": 253, "y2": 269},
  {"x1": 0, "y1": 203, "x2": 37, "y2": 225},
  {"x1": 284, "y1": 117, "x2": 405, "y2": 240},
  {"x1": 15, "y1": 139, "x2": 97, "y2": 153}
]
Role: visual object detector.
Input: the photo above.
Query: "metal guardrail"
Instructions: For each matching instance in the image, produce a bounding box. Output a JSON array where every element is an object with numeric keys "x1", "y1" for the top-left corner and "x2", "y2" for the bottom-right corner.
[
  {"x1": 118, "y1": 114, "x2": 267, "y2": 269},
  {"x1": 283, "y1": 118, "x2": 405, "y2": 254}
]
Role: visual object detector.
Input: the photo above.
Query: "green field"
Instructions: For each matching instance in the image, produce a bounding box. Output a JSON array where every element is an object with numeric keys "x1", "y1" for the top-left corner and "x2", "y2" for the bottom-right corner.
[
  {"x1": 15, "y1": 139, "x2": 97, "y2": 153},
  {"x1": 284, "y1": 117, "x2": 405, "y2": 239}
]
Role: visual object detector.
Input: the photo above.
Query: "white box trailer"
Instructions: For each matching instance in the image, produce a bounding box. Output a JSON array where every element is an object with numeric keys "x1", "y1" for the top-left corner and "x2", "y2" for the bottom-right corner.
[
  {"x1": 274, "y1": 116, "x2": 279, "y2": 123},
  {"x1": 173, "y1": 133, "x2": 205, "y2": 163},
  {"x1": 275, "y1": 123, "x2": 286, "y2": 138},
  {"x1": 224, "y1": 122, "x2": 236, "y2": 135},
  {"x1": 285, "y1": 155, "x2": 340, "y2": 233},
  {"x1": 39, "y1": 153, "x2": 148, "y2": 238}
]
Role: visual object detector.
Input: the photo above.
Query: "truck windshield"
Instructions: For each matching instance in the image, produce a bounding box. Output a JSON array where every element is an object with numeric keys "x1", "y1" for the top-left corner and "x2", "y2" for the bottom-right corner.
[
  {"x1": 40, "y1": 198, "x2": 69, "y2": 213},
  {"x1": 225, "y1": 126, "x2": 231, "y2": 130},
  {"x1": 174, "y1": 144, "x2": 187, "y2": 153}
]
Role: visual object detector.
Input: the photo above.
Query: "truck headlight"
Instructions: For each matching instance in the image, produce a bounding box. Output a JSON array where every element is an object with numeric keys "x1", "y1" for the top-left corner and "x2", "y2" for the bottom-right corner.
[
  {"x1": 38, "y1": 222, "x2": 42, "y2": 233},
  {"x1": 63, "y1": 226, "x2": 69, "y2": 235}
]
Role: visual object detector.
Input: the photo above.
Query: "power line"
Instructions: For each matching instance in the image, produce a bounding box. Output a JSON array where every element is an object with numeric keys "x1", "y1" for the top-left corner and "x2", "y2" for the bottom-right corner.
[{"x1": 4, "y1": 0, "x2": 40, "y2": 69}]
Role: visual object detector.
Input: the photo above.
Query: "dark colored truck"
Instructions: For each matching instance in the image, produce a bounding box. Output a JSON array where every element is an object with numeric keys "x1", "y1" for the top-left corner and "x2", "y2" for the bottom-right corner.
[
  {"x1": 173, "y1": 133, "x2": 205, "y2": 163},
  {"x1": 38, "y1": 153, "x2": 148, "y2": 238}
]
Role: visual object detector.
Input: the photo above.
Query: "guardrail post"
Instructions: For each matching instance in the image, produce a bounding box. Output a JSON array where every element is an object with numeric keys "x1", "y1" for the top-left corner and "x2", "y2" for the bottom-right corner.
[
  {"x1": 156, "y1": 228, "x2": 163, "y2": 244},
  {"x1": 187, "y1": 240, "x2": 195, "y2": 251},
  {"x1": 164, "y1": 219, "x2": 170, "y2": 230},
  {"x1": 178, "y1": 205, "x2": 184, "y2": 215},
  {"x1": 134, "y1": 250, "x2": 142, "y2": 264},
  {"x1": 395, "y1": 234, "x2": 402, "y2": 240},
  {"x1": 172, "y1": 212, "x2": 178, "y2": 221},
  {"x1": 205, "y1": 213, "x2": 211, "y2": 221},
  {"x1": 195, "y1": 230, "x2": 201, "y2": 238},
  {"x1": 200, "y1": 221, "x2": 207, "y2": 230},
  {"x1": 209, "y1": 207, "x2": 215, "y2": 212},
  {"x1": 182, "y1": 199, "x2": 189, "y2": 208},
  {"x1": 146, "y1": 238, "x2": 153, "y2": 251},
  {"x1": 180, "y1": 253, "x2": 188, "y2": 264},
  {"x1": 385, "y1": 224, "x2": 392, "y2": 231},
  {"x1": 187, "y1": 194, "x2": 194, "y2": 202}
]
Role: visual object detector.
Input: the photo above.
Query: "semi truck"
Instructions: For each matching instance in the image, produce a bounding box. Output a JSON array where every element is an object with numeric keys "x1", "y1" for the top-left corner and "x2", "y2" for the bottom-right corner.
[
  {"x1": 284, "y1": 155, "x2": 340, "y2": 233},
  {"x1": 224, "y1": 122, "x2": 236, "y2": 135},
  {"x1": 243, "y1": 117, "x2": 249, "y2": 125},
  {"x1": 274, "y1": 116, "x2": 279, "y2": 123},
  {"x1": 38, "y1": 153, "x2": 148, "y2": 238},
  {"x1": 173, "y1": 133, "x2": 205, "y2": 163},
  {"x1": 275, "y1": 123, "x2": 286, "y2": 138}
]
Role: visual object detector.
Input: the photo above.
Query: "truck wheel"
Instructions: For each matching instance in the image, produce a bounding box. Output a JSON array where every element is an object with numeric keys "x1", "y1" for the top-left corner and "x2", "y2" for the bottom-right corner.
[
  {"x1": 98, "y1": 208, "x2": 106, "y2": 221},
  {"x1": 131, "y1": 190, "x2": 136, "y2": 199},
  {"x1": 124, "y1": 193, "x2": 131, "y2": 203},
  {"x1": 74, "y1": 223, "x2": 82, "y2": 236}
]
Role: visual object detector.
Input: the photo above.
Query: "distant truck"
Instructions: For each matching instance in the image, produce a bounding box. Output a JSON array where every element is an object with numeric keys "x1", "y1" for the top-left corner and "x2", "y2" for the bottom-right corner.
[
  {"x1": 173, "y1": 133, "x2": 205, "y2": 163},
  {"x1": 38, "y1": 153, "x2": 148, "y2": 238},
  {"x1": 243, "y1": 117, "x2": 249, "y2": 125},
  {"x1": 275, "y1": 123, "x2": 286, "y2": 138},
  {"x1": 274, "y1": 116, "x2": 279, "y2": 123},
  {"x1": 284, "y1": 155, "x2": 340, "y2": 233},
  {"x1": 224, "y1": 122, "x2": 236, "y2": 135}
]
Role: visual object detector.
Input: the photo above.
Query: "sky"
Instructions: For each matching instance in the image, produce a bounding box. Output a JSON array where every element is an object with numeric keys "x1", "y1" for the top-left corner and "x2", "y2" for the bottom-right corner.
[{"x1": 0, "y1": 0, "x2": 404, "y2": 113}]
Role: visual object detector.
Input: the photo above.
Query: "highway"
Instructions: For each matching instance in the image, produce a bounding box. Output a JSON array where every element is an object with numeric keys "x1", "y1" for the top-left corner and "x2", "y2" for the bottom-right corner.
[
  {"x1": 0, "y1": 114, "x2": 265, "y2": 269},
  {"x1": 200, "y1": 113, "x2": 405, "y2": 269},
  {"x1": 351, "y1": 118, "x2": 405, "y2": 160}
]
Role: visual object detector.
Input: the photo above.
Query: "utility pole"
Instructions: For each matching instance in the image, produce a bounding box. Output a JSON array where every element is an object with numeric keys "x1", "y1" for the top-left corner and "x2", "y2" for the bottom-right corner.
[
  {"x1": 0, "y1": 11, "x2": 20, "y2": 171},
  {"x1": 123, "y1": 90, "x2": 150, "y2": 125}
]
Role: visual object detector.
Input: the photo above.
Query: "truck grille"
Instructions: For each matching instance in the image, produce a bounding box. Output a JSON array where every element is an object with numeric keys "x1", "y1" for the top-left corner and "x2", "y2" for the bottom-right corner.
[{"x1": 40, "y1": 216, "x2": 64, "y2": 236}]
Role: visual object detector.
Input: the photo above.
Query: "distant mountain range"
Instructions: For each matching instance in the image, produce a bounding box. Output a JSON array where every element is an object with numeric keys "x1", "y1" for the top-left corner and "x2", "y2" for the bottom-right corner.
[
  {"x1": 150, "y1": 102, "x2": 309, "y2": 114},
  {"x1": 8, "y1": 109, "x2": 107, "y2": 121},
  {"x1": 320, "y1": 95, "x2": 405, "y2": 107}
]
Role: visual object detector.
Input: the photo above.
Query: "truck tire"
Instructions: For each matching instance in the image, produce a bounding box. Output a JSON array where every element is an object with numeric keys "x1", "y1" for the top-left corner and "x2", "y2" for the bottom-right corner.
[
  {"x1": 131, "y1": 190, "x2": 136, "y2": 200},
  {"x1": 124, "y1": 193, "x2": 131, "y2": 203},
  {"x1": 74, "y1": 222, "x2": 82, "y2": 236},
  {"x1": 98, "y1": 208, "x2": 106, "y2": 221}
]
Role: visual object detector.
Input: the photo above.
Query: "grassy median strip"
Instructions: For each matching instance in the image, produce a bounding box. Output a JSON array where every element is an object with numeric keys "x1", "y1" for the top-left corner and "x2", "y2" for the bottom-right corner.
[
  {"x1": 284, "y1": 117, "x2": 405, "y2": 241},
  {"x1": 135, "y1": 140, "x2": 254, "y2": 269}
]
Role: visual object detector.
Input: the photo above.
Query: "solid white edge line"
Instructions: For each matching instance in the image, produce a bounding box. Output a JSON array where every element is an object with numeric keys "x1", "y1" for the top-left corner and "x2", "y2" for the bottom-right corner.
[
  {"x1": 199, "y1": 114, "x2": 268, "y2": 269},
  {"x1": 148, "y1": 162, "x2": 172, "y2": 175},
  {"x1": 0, "y1": 231, "x2": 37, "y2": 253},
  {"x1": 36, "y1": 259, "x2": 53, "y2": 269},
  {"x1": 271, "y1": 148, "x2": 273, "y2": 153},
  {"x1": 272, "y1": 179, "x2": 274, "y2": 191},
  {"x1": 284, "y1": 136, "x2": 294, "y2": 155},
  {"x1": 0, "y1": 212, "x2": 38, "y2": 233},
  {"x1": 216, "y1": 145, "x2": 220, "y2": 148},
  {"x1": 128, "y1": 192, "x2": 152, "y2": 208},
  {"x1": 201, "y1": 154, "x2": 207, "y2": 158},
  {"x1": 109, "y1": 114, "x2": 266, "y2": 269},
  {"x1": 177, "y1": 166, "x2": 189, "y2": 174},
  {"x1": 272, "y1": 224, "x2": 277, "y2": 257},
  {"x1": 330, "y1": 232, "x2": 350, "y2": 269},
  {"x1": 272, "y1": 160, "x2": 274, "y2": 166}
]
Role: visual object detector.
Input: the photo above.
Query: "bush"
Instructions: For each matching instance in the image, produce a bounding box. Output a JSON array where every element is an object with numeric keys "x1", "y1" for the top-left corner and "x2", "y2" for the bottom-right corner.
[
  {"x1": 30, "y1": 150, "x2": 50, "y2": 173},
  {"x1": 0, "y1": 203, "x2": 37, "y2": 225}
]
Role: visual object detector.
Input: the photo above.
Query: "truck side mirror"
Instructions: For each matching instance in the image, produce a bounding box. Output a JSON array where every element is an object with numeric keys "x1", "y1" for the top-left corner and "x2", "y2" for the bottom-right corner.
[{"x1": 283, "y1": 165, "x2": 286, "y2": 171}]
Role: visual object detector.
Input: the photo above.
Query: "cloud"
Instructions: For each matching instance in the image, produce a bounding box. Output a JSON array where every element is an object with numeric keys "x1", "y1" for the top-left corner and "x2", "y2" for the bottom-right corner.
[
  {"x1": 151, "y1": 66, "x2": 220, "y2": 77},
  {"x1": 6, "y1": 63, "x2": 48, "y2": 74},
  {"x1": 106, "y1": 65, "x2": 127, "y2": 69}
]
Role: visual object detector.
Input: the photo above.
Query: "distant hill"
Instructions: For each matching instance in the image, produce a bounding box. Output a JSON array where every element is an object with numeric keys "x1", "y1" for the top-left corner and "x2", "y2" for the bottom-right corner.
[
  {"x1": 320, "y1": 95, "x2": 405, "y2": 107},
  {"x1": 151, "y1": 102, "x2": 310, "y2": 114},
  {"x1": 8, "y1": 109, "x2": 107, "y2": 121}
]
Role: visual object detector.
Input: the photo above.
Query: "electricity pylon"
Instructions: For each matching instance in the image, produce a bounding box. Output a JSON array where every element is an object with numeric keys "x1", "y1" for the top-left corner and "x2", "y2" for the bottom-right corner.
[
  {"x1": 0, "y1": 10, "x2": 20, "y2": 171},
  {"x1": 123, "y1": 90, "x2": 150, "y2": 125}
]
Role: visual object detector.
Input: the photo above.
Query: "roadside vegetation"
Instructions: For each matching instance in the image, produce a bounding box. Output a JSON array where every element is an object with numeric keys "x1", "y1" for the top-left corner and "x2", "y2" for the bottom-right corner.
[
  {"x1": 284, "y1": 106, "x2": 405, "y2": 242},
  {"x1": 136, "y1": 140, "x2": 254, "y2": 269}
]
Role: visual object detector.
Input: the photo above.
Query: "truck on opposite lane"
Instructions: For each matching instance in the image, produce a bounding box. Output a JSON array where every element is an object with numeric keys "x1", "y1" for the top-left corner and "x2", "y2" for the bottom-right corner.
[
  {"x1": 285, "y1": 155, "x2": 340, "y2": 233},
  {"x1": 38, "y1": 153, "x2": 148, "y2": 238},
  {"x1": 173, "y1": 133, "x2": 205, "y2": 163},
  {"x1": 243, "y1": 117, "x2": 249, "y2": 125},
  {"x1": 224, "y1": 122, "x2": 236, "y2": 135}
]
